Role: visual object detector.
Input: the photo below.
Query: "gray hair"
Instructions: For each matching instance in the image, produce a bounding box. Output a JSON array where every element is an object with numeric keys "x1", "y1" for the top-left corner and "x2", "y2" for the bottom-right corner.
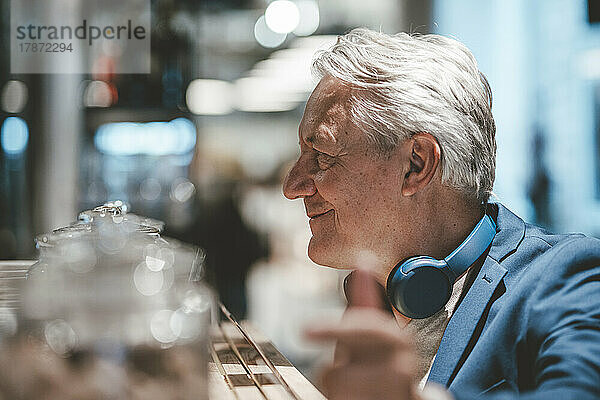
[{"x1": 311, "y1": 28, "x2": 496, "y2": 203}]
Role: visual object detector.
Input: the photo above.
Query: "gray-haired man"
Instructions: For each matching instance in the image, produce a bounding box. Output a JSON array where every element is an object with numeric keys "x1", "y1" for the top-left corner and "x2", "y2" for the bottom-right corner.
[{"x1": 283, "y1": 28, "x2": 600, "y2": 400}]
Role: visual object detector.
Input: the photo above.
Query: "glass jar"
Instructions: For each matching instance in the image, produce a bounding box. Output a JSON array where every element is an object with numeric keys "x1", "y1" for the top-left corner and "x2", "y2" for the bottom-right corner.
[{"x1": 1, "y1": 201, "x2": 213, "y2": 400}]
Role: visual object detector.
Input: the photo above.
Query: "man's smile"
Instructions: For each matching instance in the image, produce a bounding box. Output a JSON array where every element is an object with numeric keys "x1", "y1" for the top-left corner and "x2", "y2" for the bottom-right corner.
[{"x1": 308, "y1": 209, "x2": 334, "y2": 220}]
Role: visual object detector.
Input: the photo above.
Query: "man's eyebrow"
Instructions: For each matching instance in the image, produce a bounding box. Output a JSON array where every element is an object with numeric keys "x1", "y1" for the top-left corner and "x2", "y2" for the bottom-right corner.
[{"x1": 301, "y1": 125, "x2": 336, "y2": 147}]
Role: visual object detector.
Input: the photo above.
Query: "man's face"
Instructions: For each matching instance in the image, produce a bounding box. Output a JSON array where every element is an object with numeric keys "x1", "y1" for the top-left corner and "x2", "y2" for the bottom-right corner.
[{"x1": 283, "y1": 76, "x2": 408, "y2": 269}]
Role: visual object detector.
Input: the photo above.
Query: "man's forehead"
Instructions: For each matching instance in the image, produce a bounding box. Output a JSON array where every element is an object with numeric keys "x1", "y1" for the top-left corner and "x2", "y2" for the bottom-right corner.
[
  {"x1": 301, "y1": 76, "x2": 352, "y2": 145},
  {"x1": 307, "y1": 75, "x2": 351, "y2": 110}
]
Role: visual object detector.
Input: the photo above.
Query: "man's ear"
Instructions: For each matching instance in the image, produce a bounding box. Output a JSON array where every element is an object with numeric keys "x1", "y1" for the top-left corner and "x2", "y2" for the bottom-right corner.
[{"x1": 401, "y1": 133, "x2": 441, "y2": 197}]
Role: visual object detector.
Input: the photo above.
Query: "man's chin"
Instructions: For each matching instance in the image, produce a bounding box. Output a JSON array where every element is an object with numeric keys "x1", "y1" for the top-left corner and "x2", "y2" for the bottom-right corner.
[{"x1": 307, "y1": 237, "x2": 353, "y2": 270}]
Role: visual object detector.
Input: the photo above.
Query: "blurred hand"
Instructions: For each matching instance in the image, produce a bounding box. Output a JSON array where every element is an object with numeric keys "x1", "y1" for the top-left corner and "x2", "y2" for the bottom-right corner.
[{"x1": 305, "y1": 270, "x2": 423, "y2": 400}]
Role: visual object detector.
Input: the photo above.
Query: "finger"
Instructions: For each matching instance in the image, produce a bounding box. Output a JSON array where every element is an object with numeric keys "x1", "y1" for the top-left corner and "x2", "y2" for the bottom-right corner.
[
  {"x1": 332, "y1": 341, "x2": 411, "y2": 365},
  {"x1": 421, "y1": 383, "x2": 455, "y2": 400},
  {"x1": 306, "y1": 328, "x2": 411, "y2": 357},
  {"x1": 320, "y1": 360, "x2": 417, "y2": 400},
  {"x1": 347, "y1": 265, "x2": 382, "y2": 310},
  {"x1": 333, "y1": 341, "x2": 350, "y2": 367},
  {"x1": 305, "y1": 309, "x2": 412, "y2": 349},
  {"x1": 345, "y1": 269, "x2": 411, "y2": 327}
]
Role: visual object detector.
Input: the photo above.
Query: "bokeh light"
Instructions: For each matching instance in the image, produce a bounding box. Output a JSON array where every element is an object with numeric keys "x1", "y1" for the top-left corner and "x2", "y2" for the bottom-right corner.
[
  {"x1": 94, "y1": 118, "x2": 196, "y2": 156},
  {"x1": 234, "y1": 76, "x2": 297, "y2": 112},
  {"x1": 133, "y1": 261, "x2": 164, "y2": 296},
  {"x1": 150, "y1": 309, "x2": 177, "y2": 344},
  {"x1": 254, "y1": 15, "x2": 287, "y2": 48},
  {"x1": 186, "y1": 79, "x2": 233, "y2": 115},
  {"x1": 83, "y1": 80, "x2": 113, "y2": 107},
  {"x1": 145, "y1": 255, "x2": 165, "y2": 272},
  {"x1": 1, "y1": 80, "x2": 28, "y2": 113},
  {"x1": 139, "y1": 178, "x2": 162, "y2": 201},
  {"x1": 170, "y1": 178, "x2": 196, "y2": 203},
  {"x1": 44, "y1": 319, "x2": 78, "y2": 356},
  {"x1": 1, "y1": 117, "x2": 29, "y2": 156},
  {"x1": 170, "y1": 306, "x2": 203, "y2": 340},
  {"x1": 294, "y1": 0, "x2": 320, "y2": 36},
  {"x1": 265, "y1": 0, "x2": 300, "y2": 34},
  {"x1": 182, "y1": 289, "x2": 212, "y2": 314}
]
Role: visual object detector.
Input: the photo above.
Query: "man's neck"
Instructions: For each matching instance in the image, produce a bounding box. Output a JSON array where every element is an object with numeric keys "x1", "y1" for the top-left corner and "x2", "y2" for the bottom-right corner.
[{"x1": 372, "y1": 197, "x2": 485, "y2": 289}]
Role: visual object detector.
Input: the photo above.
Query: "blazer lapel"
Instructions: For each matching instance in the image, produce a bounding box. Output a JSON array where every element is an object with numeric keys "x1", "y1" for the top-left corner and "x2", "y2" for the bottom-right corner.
[
  {"x1": 427, "y1": 258, "x2": 507, "y2": 386},
  {"x1": 427, "y1": 203, "x2": 525, "y2": 387}
]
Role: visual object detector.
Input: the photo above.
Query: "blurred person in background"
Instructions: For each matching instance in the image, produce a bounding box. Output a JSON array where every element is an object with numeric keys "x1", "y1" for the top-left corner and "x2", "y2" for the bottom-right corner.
[
  {"x1": 283, "y1": 28, "x2": 600, "y2": 400},
  {"x1": 187, "y1": 154, "x2": 268, "y2": 319},
  {"x1": 192, "y1": 179, "x2": 267, "y2": 318}
]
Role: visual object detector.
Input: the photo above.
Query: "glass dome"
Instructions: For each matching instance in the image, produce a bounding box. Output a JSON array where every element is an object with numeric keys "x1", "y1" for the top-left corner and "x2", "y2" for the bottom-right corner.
[{"x1": 0, "y1": 201, "x2": 213, "y2": 400}]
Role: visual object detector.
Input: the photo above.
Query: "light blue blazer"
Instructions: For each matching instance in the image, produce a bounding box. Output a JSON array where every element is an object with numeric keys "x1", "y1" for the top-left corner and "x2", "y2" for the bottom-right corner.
[{"x1": 428, "y1": 203, "x2": 600, "y2": 399}]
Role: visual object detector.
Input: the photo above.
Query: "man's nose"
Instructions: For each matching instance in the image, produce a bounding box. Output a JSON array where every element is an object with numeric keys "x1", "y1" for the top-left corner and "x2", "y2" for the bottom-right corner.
[{"x1": 283, "y1": 156, "x2": 316, "y2": 200}]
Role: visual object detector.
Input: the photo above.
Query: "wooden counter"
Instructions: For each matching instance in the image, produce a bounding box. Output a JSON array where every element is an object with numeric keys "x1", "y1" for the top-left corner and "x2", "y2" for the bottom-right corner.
[{"x1": 210, "y1": 322, "x2": 326, "y2": 400}]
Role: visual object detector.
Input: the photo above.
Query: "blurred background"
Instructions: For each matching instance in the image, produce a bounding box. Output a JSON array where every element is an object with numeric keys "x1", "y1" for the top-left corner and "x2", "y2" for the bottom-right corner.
[{"x1": 1, "y1": 0, "x2": 599, "y2": 378}]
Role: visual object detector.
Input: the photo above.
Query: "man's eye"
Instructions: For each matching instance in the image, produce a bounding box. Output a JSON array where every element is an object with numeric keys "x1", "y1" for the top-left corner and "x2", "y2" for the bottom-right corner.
[{"x1": 316, "y1": 152, "x2": 336, "y2": 169}]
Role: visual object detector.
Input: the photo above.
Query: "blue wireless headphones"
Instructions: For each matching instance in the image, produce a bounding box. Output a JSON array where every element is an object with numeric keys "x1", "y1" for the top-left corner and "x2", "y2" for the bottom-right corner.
[{"x1": 386, "y1": 214, "x2": 496, "y2": 319}]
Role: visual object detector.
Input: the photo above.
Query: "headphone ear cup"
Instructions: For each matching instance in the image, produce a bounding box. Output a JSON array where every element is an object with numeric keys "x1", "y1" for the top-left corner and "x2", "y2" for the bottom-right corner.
[
  {"x1": 387, "y1": 258, "x2": 452, "y2": 319},
  {"x1": 385, "y1": 215, "x2": 495, "y2": 319}
]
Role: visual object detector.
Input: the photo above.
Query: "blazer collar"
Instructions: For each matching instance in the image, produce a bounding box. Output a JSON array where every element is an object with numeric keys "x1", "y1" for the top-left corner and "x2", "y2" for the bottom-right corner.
[
  {"x1": 486, "y1": 202, "x2": 526, "y2": 264},
  {"x1": 427, "y1": 202, "x2": 525, "y2": 387}
]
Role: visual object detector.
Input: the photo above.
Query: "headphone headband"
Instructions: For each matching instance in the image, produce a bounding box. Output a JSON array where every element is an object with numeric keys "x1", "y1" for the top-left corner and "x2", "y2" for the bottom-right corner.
[
  {"x1": 444, "y1": 214, "x2": 496, "y2": 280},
  {"x1": 385, "y1": 212, "x2": 497, "y2": 319}
]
